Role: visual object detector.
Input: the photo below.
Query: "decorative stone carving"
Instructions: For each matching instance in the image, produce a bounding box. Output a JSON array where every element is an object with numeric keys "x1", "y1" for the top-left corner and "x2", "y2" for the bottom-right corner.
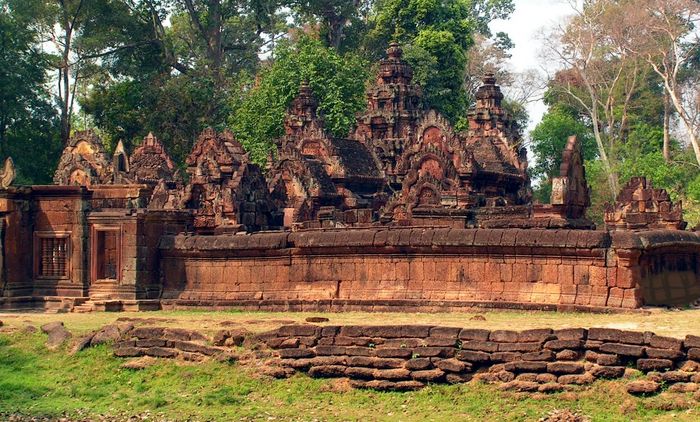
[
  {"x1": 181, "y1": 128, "x2": 279, "y2": 233},
  {"x1": 354, "y1": 42, "x2": 424, "y2": 188},
  {"x1": 464, "y1": 74, "x2": 531, "y2": 209},
  {"x1": 532, "y1": 136, "x2": 594, "y2": 229},
  {"x1": 111, "y1": 140, "x2": 130, "y2": 184},
  {"x1": 54, "y1": 130, "x2": 112, "y2": 186},
  {"x1": 551, "y1": 136, "x2": 591, "y2": 217},
  {"x1": 0, "y1": 157, "x2": 15, "y2": 189},
  {"x1": 269, "y1": 84, "x2": 384, "y2": 229},
  {"x1": 605, "y1": 177, "x2": 687, "y2": 231},
  {"x1": 129, "y1": 133, "x2": 178, "y2": 185}
]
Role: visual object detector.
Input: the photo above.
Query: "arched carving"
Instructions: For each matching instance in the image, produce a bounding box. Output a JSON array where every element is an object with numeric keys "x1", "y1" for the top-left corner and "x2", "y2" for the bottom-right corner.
[{"x1": 54, "y1": 130, "x2": 112, "y2": 186}]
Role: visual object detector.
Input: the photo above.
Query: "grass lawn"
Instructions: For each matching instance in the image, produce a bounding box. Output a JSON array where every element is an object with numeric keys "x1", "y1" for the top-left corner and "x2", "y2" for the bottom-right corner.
[{"x1": 1, "y1": 309, "x2": 700, "y2": 421}]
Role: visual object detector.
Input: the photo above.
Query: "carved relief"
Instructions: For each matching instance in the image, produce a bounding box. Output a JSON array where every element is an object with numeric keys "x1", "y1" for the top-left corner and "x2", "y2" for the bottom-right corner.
[
  {"x1": 54, "y1": 130, "x2": 112, "y2": 186},
  {"x1": 129, "y1": 133, "x2": 178, "y2": 185}
]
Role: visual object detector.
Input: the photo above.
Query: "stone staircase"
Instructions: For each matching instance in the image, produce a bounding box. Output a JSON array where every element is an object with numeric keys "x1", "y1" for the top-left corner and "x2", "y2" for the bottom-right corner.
[{"x1": 72, "y1": 300, "x2": 96, "y2": 313}]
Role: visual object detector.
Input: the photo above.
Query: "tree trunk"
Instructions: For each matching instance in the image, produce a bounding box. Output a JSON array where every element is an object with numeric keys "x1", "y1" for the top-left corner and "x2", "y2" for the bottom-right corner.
[
  {"x1": 666, "y1": 84, "x2": 700, "y2": 166},
  {"x1": 663, "y1": 90, "x2": 671, "y2": 162},
  {"x1": 60, "y1": 28, "x2": 72, "y2": 145}
]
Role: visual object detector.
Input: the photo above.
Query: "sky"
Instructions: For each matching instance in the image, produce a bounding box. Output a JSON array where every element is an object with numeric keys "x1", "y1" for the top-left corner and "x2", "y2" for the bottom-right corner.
[{"x1": 490, "y1": 0, "x2": 574, "y2": 132}]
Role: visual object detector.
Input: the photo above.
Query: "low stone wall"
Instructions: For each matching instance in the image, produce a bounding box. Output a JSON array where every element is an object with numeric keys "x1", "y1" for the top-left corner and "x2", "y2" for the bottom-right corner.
[
  {"x1": 262, "y1": 324, "x2": 700, "y2": 393},
  {"x1": 159, "y1": 228, "x2": 700, "y2": 311},
  {"x1": 112, "y1": 327, "x2": 234, "y2": 362}
]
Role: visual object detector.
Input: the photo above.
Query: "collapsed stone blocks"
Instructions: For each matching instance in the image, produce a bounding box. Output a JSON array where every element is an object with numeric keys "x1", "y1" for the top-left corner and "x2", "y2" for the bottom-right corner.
[{"x1": 261, "y1": 324, "x2": 700, "y2": 394}]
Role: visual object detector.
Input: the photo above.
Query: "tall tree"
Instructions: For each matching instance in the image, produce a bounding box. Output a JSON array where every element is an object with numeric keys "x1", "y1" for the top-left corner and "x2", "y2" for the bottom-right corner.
[
  {"x1": 230, "y1": 37, "x2": 369, "y2": 163},
  {"x1": 541, "y1": 0, "x2": 652, "y2": 195},
  {"x1": 619, "y1": 0, "x2": 700, "y2": 166},
  {"x1": 0, "y1": 1, "x2": 61, "y2": 183},
  {"x1": 366, "y1": 0, "x2": 514, "y2": 125}
]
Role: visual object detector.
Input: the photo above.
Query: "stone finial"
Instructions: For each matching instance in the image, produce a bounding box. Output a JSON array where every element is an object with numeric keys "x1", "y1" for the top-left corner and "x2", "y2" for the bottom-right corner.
[
  {"x1": 474, "y1": 73, "x2": 504, "y2": 107},
  {"x1": 387, "y1": 42, "x2": 403, "y2": 59},
  {"x1": 378, "y1": 42, "x2": 414, "y2": 85},
  {"x1": 0, "y1": 157, "x2": 15, "y2": 189},
  {"x1": 482, "y1": 72, "x2": 497, "y2": 86},
  {"x1": 143, "y1": 132, "x2": 157, "y2": 147}
]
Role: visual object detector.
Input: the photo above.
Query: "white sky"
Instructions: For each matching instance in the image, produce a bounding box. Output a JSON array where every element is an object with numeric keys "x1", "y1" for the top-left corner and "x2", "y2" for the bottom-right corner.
[{"x1": 490, "y1": 0, "x2": 574, "y2": 133}]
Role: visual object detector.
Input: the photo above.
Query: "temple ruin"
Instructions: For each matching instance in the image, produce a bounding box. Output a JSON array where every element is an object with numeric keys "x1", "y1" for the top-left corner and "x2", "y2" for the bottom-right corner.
[{"x1": 1, "y1": 43, "x2": 699, "y2": 312}]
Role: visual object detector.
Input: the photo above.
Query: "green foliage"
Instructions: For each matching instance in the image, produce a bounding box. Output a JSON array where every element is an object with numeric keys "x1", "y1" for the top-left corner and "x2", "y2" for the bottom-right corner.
[
  {"x1": 0, "y1": 1, "x2": 62, "y2": 184},
  {"x1": 529, "y1": 107, "x2": 596, "y2": 203},
  {"x1": 230, "y1": 37, "x2": 370, "y2": 164},
  {"x1": 367, "y1": 0, "x2": 514, "y2": 124},
  {"x1": 82, "y1": 69, "x2": 232, "y2": 165}
]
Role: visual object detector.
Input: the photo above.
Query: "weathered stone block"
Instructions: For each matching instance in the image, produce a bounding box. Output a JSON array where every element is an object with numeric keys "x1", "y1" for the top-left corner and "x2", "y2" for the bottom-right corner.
[
  {"x1": 555, "y1": 350, "x2": 580, "y2": 361},
  {"x1": 504, "y1": 361, "x2": 547, "y2": 373},
  {"x1": 459, "y1": 329, "x2": 491, "y2": 341},
  {"x1": 626, "y1": 380, "x2": 660, "y2": 395},
  {"x1": 497, "y1": 342, "x2": 542, "y2": 353},
  {"x1": 685, "y1": 335, "x2": 700, "y2": 349},
  {"x1": 590, "y1": 365, "x2": 625, "y2": 379},
  {"x1": 645, "y1": 347, "x2": 684, "y2": 360},
  {"x1": 648, "y1": 334, "x2": 683, "y2": 350},
  {"x1": 499, "y1": 381, "x2": 540, "y2": 392},
  {"x1": 518, "y1": 329, "x2": 553, "y2": 343},
  {"x1": 461, "y1": 340, "x2": 499, "y2": 352},
  {"x1": 278, "y1": 348, "x2": 315, "y2": 359},
  {"x1": 558, "y1": 373, "x2": 594, "y2": 385},
  {"x1": 405, "y1": 358, "x2": 432, "y2": 370},
  {"x1": 434, "y1": 358, "x2": 470, "y2": 373},
  {"x1": 145, "y1": 347, "x2": 178, "y2": 358},
  {"x1": 373, "y1": 368, "x2": 411, "y2": 380},
  {"x1": 411, "y1": 369, "x2": 445, "y2": 382},
  {"x1": 376, "y1": 348, "x2": 413, "y2": 359},
  {"x1": 588, "y1": 328, "x2": 621, "y2": 342},
  {"x1": 522, "y1": 350, "x2": 555, "y2": 362},
  {"x1": 547, "y1": 362, "x2": 584, "y2": 375},
  {"x1": 490, "y1": 352, "x2": 522, "y2": 363},
  {"x1": 637, "y1": 359, "x2": 673, "y2": 372},
  {"x1": 544, "y1": 340, "x2": 583, "y2": 351},
  {"x1": 661, "y1": 371, "x2": 692, "y2": 383},
  {"x1": 599, "y1": 343, "x2": 645, "y2": 357},
  {"x1": 455, "y1": 350, "x2": 491, "y2": 363},
  {"x1": 308, "y1": 365, "x2": 346, "y2": 378},
  {"x1": 489, "y1": 330, "x2": 519, "y2": 343}
]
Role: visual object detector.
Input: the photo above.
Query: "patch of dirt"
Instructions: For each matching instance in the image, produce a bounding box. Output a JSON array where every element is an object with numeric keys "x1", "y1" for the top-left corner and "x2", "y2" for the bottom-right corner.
[
  {"x1": 539, "y1": 409, "x2": 591, "y2": 422},
  {"x1": 120, "y1": 356, "x2": 158, "y2": 370},
  {"x1": 115, "y1": 317, "x2": 176, "y2": 324},
  {"x1": 319, "y1": 378, "x2": 354, "y2": 393},
  {"x1": 243, "y1": 319, "x2": 295, "y2": 325}
]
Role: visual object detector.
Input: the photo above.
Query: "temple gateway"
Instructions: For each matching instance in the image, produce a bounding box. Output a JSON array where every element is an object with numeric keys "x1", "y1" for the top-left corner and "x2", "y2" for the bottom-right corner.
[{"x1": 1, "y1": 44, "x2": 699, "y2": 312}]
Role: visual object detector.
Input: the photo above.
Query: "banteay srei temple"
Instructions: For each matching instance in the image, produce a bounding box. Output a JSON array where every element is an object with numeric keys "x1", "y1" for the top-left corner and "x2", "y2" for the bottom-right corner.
[{"x1": 1, "y1": 43, "x2": 699, "y2": 313}]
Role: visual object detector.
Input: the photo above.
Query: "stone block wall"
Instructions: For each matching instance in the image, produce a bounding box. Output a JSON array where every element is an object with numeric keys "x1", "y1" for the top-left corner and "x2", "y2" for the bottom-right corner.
[
  {"x1": 159, "y1": 228, "x2": 700, "y2": 311},
  {"x1": 262, "y1": 324, "x2": 700, "y2": 392}
]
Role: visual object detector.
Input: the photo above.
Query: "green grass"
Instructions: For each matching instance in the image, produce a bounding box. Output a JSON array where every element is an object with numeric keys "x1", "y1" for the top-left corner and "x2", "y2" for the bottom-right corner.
[{"x1": 1, "y1": 327, "x2": 700, "y2": 421}]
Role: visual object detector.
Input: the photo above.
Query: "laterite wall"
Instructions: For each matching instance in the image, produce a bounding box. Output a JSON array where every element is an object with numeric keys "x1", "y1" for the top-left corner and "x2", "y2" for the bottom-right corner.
[{"x1": 159, "y1": 228, "x2": 700, "y2": 311}]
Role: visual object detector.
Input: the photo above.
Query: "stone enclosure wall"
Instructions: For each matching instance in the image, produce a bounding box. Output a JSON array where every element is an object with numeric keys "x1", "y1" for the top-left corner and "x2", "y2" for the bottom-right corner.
[
  {"x1": 159, "y1": 228, "x2": 700, "y2": 312},
  {"x1": 262, "y1": 324, "x2": 700, "y2": 393}
]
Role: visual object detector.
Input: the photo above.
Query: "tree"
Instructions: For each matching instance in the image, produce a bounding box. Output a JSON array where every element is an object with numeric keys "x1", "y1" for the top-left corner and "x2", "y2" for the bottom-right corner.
[
  {"x1": 541, "y1": 0, "x2": 654, "y2": 195},
  {"x1": 0, "y1": 1, "x2": 61, "y2": 183},
  {"x1": 620, "y1": 0, "x2": 700, "y2": 166},
  {"x1": 230, "y1": 37, "x2": 369, "y2": 163},
  {"x1": 366, "y1": 0, "x2": 514, "y2": 124},
  {"x1": 291, "y1": 1, "x2": 372, "y2": 51}
]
